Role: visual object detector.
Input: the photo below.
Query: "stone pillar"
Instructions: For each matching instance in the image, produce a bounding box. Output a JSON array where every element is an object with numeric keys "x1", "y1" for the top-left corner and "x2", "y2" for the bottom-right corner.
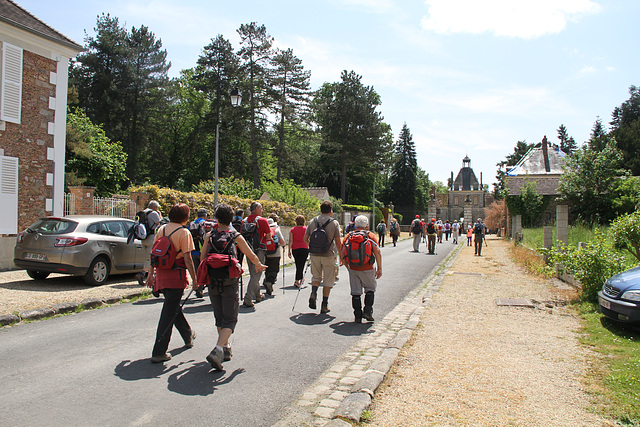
[
  {"x1": 67, "y1": 186, "x2": 95, "y2": 216},
  {"x1": 428, "y1": 199, "x2": 437, "y2": 221},
  {"x1": 464, "y1": 200, "x2": 473, "y2": 230},
  {"x1": 129, "y1": 191, "x2": 150, "y2": 213},
  {"x1": 556, "y1": 205, "x2": 568, "y2": 248},
  {"x1": 512, "y1": 215, "x2": 522, "y2": 241}
]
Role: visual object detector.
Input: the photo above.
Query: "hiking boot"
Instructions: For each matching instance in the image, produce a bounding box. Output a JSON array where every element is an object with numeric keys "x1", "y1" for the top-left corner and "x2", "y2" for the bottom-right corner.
[
  {"x1": 264, "y1": 282, "x2": 273, "y2": 295},
  {"x1": 308, "y1": 292, "x2": 317, "y2": 309},
  {"x1": 150, "y1": 354, "x2": 171, "y2": 363},
  {"x1": 223, "y1": 346, "x2": 233, "y2": 362},
  {"x1": 185, "y1": 330, "x2": 196, "y2": 348},
  {"x1": 362, "y1": 312, "x2": 374, "y2": 322},
  {"x1": 242, "y1": 297, "x2": 254, "y2": 308},
  {"x1": 195, "y1": 286, "x2": 204, "y2": 298},
  {"x1": 136, "y1": 272, "x2": 145, "y2": 287},
  {"x1": 206, "y1": 347, "x2": 224, "y2": 371},
  {"x1": 255, "y1": 293, "x2": 265, "y2": 302},
  {"x1": 320, "y1": 302, "x2": 330, "y2": 314}
]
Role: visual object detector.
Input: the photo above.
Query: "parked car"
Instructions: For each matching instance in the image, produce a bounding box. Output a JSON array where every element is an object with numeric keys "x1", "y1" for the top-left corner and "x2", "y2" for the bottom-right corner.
[
  {"x1": 598, "y1": 266, "x2": 640, "y2": 325},
  {"x1": 14, "y1": 216, "x2": 146, "y2": 286}
]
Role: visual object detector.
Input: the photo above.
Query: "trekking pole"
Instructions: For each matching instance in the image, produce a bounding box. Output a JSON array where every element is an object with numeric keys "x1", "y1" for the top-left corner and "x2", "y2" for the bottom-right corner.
[
  {"x1": 282, "y1": 251, "x2": 286, "y2": 295},
  {"x1": 239, "y1": 274, "x2": 243, "y2": 302},
  {"x1": 292, "y1": 259, "x2": 310, "y2": 311}
]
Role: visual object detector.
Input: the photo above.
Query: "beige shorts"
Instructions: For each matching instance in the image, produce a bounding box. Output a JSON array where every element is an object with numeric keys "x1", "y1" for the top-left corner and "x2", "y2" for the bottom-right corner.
[{"x1": 310, "y1": 255, "x2": 337, "y2": 287}]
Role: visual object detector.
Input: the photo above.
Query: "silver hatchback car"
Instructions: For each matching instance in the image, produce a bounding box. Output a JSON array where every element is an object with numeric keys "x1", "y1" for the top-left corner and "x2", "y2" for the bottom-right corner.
[{"x1": 14, "y1": 216, "x2": 146, "y2": 285}]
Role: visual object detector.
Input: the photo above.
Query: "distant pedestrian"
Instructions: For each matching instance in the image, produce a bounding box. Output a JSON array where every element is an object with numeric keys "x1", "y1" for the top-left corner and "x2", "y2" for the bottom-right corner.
[
  {"x1": 376, "y1": 219, "x2": 387, "y2": 248},
  {"x1": 389, "y1": 217, "x2": 400, "y2": 247},
  {"x1": 341, "y1": 215, "x2": 382, "y2": 323},
  {"x1": 426, "y1": 218, "x2": 437, "y2": 254},
  {"x1": 137, "y1": 200, "x2": 162, "y2": 286},
  {"x1": 288, "y1": 215, "x2": 309, "y2": 288},
  {"x1": 436, "y1": 220, "x2": 444, "y2": 243},
  {"x1": 474, "y1": 218, "x2": 486, "y2": 256},
  {"x1": 262, "y1": 215, "x2": 286, "y2": 295},
  {"x1": 466, "y1": 225, "x2": 473, "y2": 246},
  {"x1": 451, "y1": 220, "x2": 460, "y2": 244},
  {"x1": 304, "y1": 200, "x2": 342, "y2": 314},
  {"x1": 241, "y1": 202, "x2": 273, "y2": 308},
  {"x1": 444, "y1": 220, "x2": 451, "y2": 241},
  {"x1": 189, "y1": 208, "x2": 210, "y2": 298},
  {"x1": 409, "y1": 215, "x2": 422, "y2": 252}
]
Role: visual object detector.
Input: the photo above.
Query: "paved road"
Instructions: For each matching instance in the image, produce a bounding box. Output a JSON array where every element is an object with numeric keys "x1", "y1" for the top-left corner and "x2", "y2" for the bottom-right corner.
[{"x1": 0, "y1": 237, "x2": 456, "y2": 426}]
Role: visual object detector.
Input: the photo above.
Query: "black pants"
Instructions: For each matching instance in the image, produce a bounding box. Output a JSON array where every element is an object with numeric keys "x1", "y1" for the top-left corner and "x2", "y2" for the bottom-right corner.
[
  {"x1": 263, "y1": 256, "x2": 281, "y2": 285},
  {"x1": 292, "y1": 248, "x2": 309, "y2": 281},
  {"x1": 378, "y1": 233, "x2": 385, "y2": 247},
  {"x1": 152, "y1": 288, "x2": 192, "y2": 357},
  {"x1": 475, "y1": 235, "x2": 483, "y2": 255}
]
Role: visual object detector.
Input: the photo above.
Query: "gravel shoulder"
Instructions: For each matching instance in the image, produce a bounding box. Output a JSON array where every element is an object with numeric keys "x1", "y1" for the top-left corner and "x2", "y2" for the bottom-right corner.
[{"x1": 368, "y1": 236, "x2": 608, "y2": 426}]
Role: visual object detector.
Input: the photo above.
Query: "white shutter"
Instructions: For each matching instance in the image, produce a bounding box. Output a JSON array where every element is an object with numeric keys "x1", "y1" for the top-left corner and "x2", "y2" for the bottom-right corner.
[
  {"x1": 1, "y1": 43, "x2": 23, "y2": 124},
  {"x1": 0, "y1": 156, "x2": 18, "y2": 234}
]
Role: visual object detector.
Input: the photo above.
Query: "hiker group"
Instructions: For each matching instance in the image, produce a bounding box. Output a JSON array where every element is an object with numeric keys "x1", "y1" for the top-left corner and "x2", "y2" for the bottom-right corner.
[{"x1": 140, "y1": 199, "x2": 384, "y2": 370}]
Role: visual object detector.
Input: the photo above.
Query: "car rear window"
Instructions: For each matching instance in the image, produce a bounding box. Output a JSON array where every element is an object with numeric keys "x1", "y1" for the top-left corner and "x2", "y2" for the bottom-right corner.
[{"x1": 27, "y1": 218, "x2": 78, "y2": 235}]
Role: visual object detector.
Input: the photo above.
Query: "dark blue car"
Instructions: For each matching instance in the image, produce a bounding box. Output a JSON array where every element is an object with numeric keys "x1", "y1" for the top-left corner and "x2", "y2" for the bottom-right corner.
[{"x1": 598, "y1": 266, "x2": 640, "y2": 325}]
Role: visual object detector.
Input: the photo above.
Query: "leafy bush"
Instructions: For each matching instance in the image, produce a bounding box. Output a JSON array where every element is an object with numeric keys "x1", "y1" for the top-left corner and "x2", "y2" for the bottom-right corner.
[
  {"x1": 192, "y1": 177, "x2": 261, "y2": 200},
  {"x1": 261, "y1": 179, "x2": 320, "y2": 212},
  {"x1": 610, "y1": 210, "x2": 640, "y2": 262},
  {"x1": 545, "y1": 229, "x2": 635, "y2": 302}
]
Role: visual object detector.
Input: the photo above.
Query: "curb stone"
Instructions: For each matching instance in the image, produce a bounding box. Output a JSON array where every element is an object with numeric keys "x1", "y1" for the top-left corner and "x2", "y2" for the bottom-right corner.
[
  {"x1": 275, "y1": 243, "x2": 463, "y2": 426},
  {"x1": 0, "y1": 289, "x2": 152, "y2": 328}
]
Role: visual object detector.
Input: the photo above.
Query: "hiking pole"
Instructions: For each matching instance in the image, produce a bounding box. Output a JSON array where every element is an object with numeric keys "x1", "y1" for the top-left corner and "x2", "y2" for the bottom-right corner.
[
  {"x1": 282, "y1": 252, "x2": 286, "y2": 295},
  {"x1": 292, "y1": 260, "x2": 310, "y2": 311}
]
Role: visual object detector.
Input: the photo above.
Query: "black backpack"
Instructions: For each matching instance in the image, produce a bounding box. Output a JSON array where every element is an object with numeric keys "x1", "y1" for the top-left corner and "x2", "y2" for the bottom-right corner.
[
  {"x1": 426, "y1": 222, "x2": 436, "y2": 234},
  {"x1": 231, "y1": 216, "x2": 243, "y2": 233},
  {"x1": 308, "y1": 218, "x2": 333, "y2": 254},
  {"x1": 474, "y1": 223, "x2": 483, "y2": 235},
  {"x1": 411, "y1": 219, "x2": 422, "y2": 234},
  {"x1": 241, "y1": 217, "x2": 263, "y2": 252},
  {"x1": 377, "y1": 223, "x2": 385, "y2": 234},
  {"x1": 207, "y1": 229, "x2": 239, "y2": 284}
]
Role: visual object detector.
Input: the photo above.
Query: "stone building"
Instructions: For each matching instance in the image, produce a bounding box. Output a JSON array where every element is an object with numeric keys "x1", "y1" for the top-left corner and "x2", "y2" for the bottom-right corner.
[
  {"x1": 430, "y1": 156, "x2": 490, "y2": 226},
  {"x1": 0, "y1": 0, "x2": 82, "y2": 269}
]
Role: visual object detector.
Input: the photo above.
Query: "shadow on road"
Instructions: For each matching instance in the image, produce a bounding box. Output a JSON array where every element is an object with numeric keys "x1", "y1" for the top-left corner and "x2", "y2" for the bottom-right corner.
[
  {"x1": 168, "y1": 365, "x2": 245, "y2": 396},
  {"x1": 330, "y1": 321, "x2": 374, "y2": 336},
  {"x1": 289, "y1": 313, "x2": 334, "y2": 325},
  {"x1": 114, "y1": 358, "x2": 185, "y2": 381}
]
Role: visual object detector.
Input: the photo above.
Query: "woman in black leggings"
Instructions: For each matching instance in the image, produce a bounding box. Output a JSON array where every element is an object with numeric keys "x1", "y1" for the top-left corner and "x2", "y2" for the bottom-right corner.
[{"x1": 288, "y1": 215, "x2": 309, "y2": 287}]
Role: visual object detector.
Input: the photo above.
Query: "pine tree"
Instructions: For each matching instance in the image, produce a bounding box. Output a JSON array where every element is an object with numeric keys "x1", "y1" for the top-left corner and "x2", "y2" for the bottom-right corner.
[
  {"x1": 557, "y1": 124, "x2": 577, "y2": 154},
  {"x1": 389, "y1": 123, "x2": 417, "y2": 211}
]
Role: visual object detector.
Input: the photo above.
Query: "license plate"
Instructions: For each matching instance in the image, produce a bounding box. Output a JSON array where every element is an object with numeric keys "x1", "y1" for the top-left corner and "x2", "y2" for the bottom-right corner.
[
  {"x1": 24, "y1": 252, "x2": 46, "y2": 261},
  {"x1": 599, "y1": 297, "x2": 611, "y2": 310}
]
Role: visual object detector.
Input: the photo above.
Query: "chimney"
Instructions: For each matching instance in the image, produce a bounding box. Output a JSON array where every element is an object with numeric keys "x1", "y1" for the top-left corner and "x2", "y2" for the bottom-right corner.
[
  {"x1": 450, "y1": 172, "x2": 454, "y2": 190},
  {"x1": 542, "y1": 135, "x2": 550, "y2": 172}
]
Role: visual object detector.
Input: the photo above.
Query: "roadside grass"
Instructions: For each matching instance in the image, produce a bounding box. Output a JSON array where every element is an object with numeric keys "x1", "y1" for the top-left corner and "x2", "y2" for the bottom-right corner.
[{"x1": 514, "y1": 227, "x2": 640, "y2": 425}]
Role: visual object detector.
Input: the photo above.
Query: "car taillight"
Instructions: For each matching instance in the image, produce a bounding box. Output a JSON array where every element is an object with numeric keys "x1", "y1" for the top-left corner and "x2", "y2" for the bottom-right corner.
[
  {"x1": 55, "y1": 237, "x2": 89, "y2": 247},
  {"x1": 17, "y1": 232, "x2": 24, "y2": 243}
]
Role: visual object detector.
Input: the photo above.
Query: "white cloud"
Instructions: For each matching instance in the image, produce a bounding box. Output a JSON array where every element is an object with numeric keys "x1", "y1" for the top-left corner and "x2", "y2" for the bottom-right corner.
[{"x1": 421, "y1": 0, "x2": 601, "y2": 39}]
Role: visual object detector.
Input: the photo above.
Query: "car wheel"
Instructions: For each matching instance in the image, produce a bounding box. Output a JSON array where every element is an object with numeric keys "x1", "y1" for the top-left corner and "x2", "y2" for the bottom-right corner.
[
  {"x1": 26, "y1": 270, "x2": 50, "y2": 280},
  {"x1": 84, "y1": 256, "x2": 110, "y2": 286}
]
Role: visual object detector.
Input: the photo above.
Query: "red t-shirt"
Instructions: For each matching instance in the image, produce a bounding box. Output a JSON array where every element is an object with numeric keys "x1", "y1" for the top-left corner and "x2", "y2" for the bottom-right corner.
[{"x1": 290, "y1": 226, "x2": 308, "y2": 250}]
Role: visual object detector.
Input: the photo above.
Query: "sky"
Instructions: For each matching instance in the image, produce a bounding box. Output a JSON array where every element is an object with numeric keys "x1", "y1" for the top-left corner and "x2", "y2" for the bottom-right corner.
[{"x1": 16, "y1": 0, "x2": 638, "y2": 189}]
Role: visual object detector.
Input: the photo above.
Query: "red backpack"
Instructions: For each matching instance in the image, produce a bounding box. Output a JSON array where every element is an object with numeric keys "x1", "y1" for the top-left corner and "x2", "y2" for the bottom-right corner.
[
  {"x1": 265, "y1": 223, "x2": 279, "y2": 255},
  {"x1": 151, "y1": 227, "x2": 183, "y2": 270},
  {"x1": 342, "y1": 230, "x2": 375, "y2": 268}
]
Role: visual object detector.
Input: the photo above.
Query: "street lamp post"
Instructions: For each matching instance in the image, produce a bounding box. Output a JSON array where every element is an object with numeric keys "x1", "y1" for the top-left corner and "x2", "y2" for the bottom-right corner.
[{"x1": 214, "y1": 87, "x2": 242, "y2": 206}]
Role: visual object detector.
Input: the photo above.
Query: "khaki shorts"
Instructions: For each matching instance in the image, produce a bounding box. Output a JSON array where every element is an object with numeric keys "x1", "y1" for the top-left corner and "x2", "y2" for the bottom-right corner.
[{"x1": 310, "y1": 255, "x2": 337, "y2": 287}]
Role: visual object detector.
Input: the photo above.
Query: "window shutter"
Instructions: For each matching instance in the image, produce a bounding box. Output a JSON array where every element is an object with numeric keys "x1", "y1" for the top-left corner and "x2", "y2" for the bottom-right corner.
[
  {"x1": 1, "y1": 43, "x2": 23, "y2": 124},
  {"x1": 0, "y1": 155, "x2": 18, "y2": 234}
]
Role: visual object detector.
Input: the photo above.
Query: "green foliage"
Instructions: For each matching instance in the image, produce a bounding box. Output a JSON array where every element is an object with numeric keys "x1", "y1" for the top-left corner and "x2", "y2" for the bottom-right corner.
[
  {"x1": 558, "y1": 138, "x2": 628, "y2": 224},
  {"x1": 130, "y1": 184, "x2": 311, "y2": 226},
  {"x1": 544, "y1": 229, "x2": 635, "y2": 302},
  {"x1": 192, "y1": 177, "x2": 261, "y2": 199},
  {"x1": 388, "y1": 123, "x2": 417, "y2": 210},
  {"x1": 505, "y1": 178, "x2": 549, "y2": 227},
  {"x1": 613, "y1": 176, "x2": 640, "y2": 215},
  {"x1": 611, "y1": 85, "x2": 640, "y2": 176},
  {"x1": 65, "y1": 108, "x2": 128, "y2": 196},
  {"x1": 261, "y1": 179, "x2": 320, "y2": 212},
  {"x1": 610, "y1": 210, "x2": 640, "y2": 262},
  {"x1": 393, "y1": 213, "x2": 403, "y2": 224}
]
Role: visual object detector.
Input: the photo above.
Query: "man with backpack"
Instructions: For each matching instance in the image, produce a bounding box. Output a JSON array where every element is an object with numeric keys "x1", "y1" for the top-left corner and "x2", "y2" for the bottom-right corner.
[
  {"x1": 304, "y1": 200, "x2": 342, "y2": 314},
  {"x1": 376, "y1": 219, "x2": 387, "y2": 248},
  {"x1": 136, "y1": 200, "x2": 162, "y2": 286},
  {"x1": 241, "y1": 202, "x2": 273, "y2": 308},
  {"x1": 474, "y1": 218, "x2": 486, "y2": 256},
  {"x1": 409, "y1": 215, "x2": 422, "y2": 252},
  {"x1": 426, "y1": 218, "x2": 437, "y2": 254},
  {"x1": 341, "y1": 215, "x2": 382, "y2": 323}
]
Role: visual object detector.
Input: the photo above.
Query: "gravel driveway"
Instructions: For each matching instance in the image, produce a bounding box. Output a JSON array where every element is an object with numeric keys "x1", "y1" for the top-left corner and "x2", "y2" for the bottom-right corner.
[{"x1": 368, "y1": 236, "x2": 608, "y2": 426}]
